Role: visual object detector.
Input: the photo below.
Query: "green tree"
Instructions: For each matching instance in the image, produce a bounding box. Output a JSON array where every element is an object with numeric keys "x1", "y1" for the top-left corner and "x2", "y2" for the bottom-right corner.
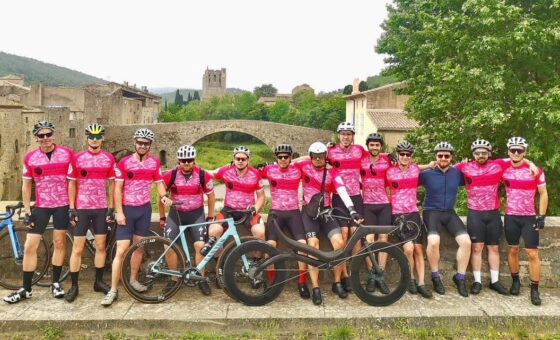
[
  {"x1": 342, "y1": 84, "x2": 353, "y2": 95},
  {"x1": 269, "y1": 100, "x2": 291, "y2": 122},
  {"x1": 193, "y1": 91, "x2": 200, "y2": 101},
  {"x1": 174, "y1": 89, "x2": 184, "y2": 106},
  {"x1": 253, "y1": 84, "x2": 278, "y2": 99},
  {"x1": 377, "y1": 0, "x2": 560, "y2": 213},
  {"x1": 187, "y1": 92, "x2": 192, "y2": 104},
  {"x1": 366, "y1": 74, "x2": 397, "y2": 89},
  {"x1": 293, "y1": 89, "x2": 316, "y2": 113},
  {"x1": 163, "y1": 99, "x2": 168, "y2": 112},
  {"x1": 358, "y1": 80, "x2": 368, "y2": 92}
]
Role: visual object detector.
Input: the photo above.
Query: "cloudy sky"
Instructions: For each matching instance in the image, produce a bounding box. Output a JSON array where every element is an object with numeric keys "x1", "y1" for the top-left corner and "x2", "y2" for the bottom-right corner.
[{"x1": 2, "y1": 0, "x2": 393, "y2": 93}]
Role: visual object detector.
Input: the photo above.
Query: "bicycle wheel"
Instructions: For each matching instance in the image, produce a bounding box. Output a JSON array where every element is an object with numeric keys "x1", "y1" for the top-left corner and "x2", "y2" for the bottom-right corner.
[
  {"x1": 222, "y1": 240, "x2": 286, "y2": 306},
  {"x1": 36, "y1": 232, "x2": 73, "y2": 287},
  {"x1": 350, "y1": 241, "x2": 410, "y2": 306},
  {"x1": 215, "y1": 236, "x2": 257, "y2": 290},
  {"x1": 0, "y1": 227, "x2": 50, "y2": 290},
  {"x1": 121, "y1": 236, "x2": 186, "y2": 303}
]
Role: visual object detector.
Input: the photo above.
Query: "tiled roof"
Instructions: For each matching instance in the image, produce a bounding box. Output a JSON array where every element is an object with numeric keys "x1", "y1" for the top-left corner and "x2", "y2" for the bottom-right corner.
[{"x1": 368, "y1": 109, "x2": 418, "y2": 131}]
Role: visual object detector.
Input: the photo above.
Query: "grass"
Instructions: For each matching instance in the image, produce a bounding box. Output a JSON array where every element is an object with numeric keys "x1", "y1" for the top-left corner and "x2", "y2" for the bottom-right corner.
[
  {"x1": 194, "y1": 141, "x2": 275, "y2": 170},
  {"x1": 39, "y1": 323, "x2": 64, "y2": 340}
]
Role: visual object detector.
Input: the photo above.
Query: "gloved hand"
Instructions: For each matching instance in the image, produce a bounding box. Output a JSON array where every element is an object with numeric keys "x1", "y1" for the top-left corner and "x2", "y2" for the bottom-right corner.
[
  {"x1": 534, "y1": 215, "x2": 545, "y2": 230},
  {"x1": 159, "y1": 217, "x2": 166, "y2": 230},
  {"x1": 106, "y1": 208, "x2": 115, "y2": 223},
  {"x1": 69, "y1": 209, "x2": 78, "y2": 227},
  {"x1": 389, "y1": 154, "x2": 397, "y2": 166},
  {"x1": 348, "y1": 206, "x2": 363, "y2": 222},
  {"x1": 23, "y1": 213, "x2": 34, "y2": 227},
  {"x1": 206, "y1": 216, "x2": 216, "y2": 222},
  {"x1": 326, "y1": 142, "x2": 336, "y2": 148},
  {"x1": 248, "y1": 206, "x2": 257, "y2": 217}
]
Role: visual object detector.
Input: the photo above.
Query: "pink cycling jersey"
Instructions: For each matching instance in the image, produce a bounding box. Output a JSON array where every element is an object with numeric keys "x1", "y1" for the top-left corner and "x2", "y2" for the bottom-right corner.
[
  {"x1": 360, "y1": 154, "x2": 391, "y2": 204},
  {"x1": 502, "y1": 163, "x2": 546, "y2": 216},
  {"x1": 294, "y1": 160, "x2": 344, "y2": 207},
  {"x1": 213, "y1": 166, "x2": 264, "y2": 210},
  {"x1": 72, "y1": 150, "x2": 116, "y2": 210},
  {"x1": 163, "y1": 166, "x2": 214, "y2": 211},
  {"x1": 385, "y1": 164, "x2": 420, "y2": 214},
  {"x1": 23, "y1": 145, "x2": 74, "y2": 208},
  {"x1": 115, "y1": 154, "x2": 163, "y2": 206},
  {"x1": 327, "y1": 144, "x2": 367, "y2": 196},
  {"x1": 455, "y1": 159, "x2": 509, "y2": 211},
  {"x1": 261, "y1": 164, "x2": 301, "y2": 211}
]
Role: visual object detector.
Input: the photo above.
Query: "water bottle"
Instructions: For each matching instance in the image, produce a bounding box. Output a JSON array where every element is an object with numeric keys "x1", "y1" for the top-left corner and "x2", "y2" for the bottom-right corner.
[{"x1": 200, "y1": 236, "x2": 217, "y2": 256}]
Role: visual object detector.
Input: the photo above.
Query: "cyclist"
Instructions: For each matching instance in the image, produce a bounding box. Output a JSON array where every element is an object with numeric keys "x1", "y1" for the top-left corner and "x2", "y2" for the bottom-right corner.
[
  {"x1": 385, "y1": 141, "x2": 432, "y2": 299},
  {"x1": 295, "y1": 142, "x2": 363, "y2": 305},
  {"x1": 207, "y1": 146, "x2": 266, "y2": 244},
  {"x1": 101, "y1": 128, "x2": 171, "y2": 306},
  {"x1": 327, "y1": 121, "x2": 367, "y2": 293},
  {"x1": 4, "y1": 121, "x2": 74, "y2": 304},
  {"x1": 261, "y1": 144, "x2": 310, "y2": 300},
  {"x1": 65, "y1": 123, "x2": 115, "y2": 303},
  {"x1": 158, "y1": 145, "x2": 215, "y2": 295},
  {"x1": 420, "y1": 142, "x2": 471, "y2": 297},
  {"x1": 502, "y1": 137, "x2": 547, "y2": 305}
]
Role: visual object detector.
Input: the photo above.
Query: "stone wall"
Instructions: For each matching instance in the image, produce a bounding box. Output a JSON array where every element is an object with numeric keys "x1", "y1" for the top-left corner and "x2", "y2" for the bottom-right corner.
[
  {"x1": 365, "y1": 83, "x2": 408, "y2": 111},
  {"x1": 202, "y1": 68, "x2": 226, "y2": 101}
]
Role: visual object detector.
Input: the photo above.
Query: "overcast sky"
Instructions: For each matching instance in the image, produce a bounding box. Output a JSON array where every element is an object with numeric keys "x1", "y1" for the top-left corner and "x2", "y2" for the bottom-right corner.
[{"x1": 2, "y1": 0, "x2": 393, "y2": 93}]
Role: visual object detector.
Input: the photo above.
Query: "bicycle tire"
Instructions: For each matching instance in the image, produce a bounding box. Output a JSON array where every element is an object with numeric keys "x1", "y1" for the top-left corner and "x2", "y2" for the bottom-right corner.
[
  {"x1": 222, "y1": 240, "x2": 286, "y2": 306},
  {"x1": 215, "y1": 236, "x2": 257, "y2": 291},
  {"x1": 121, "y1": 236, "x2": 186, "y2": 303},
  {"x1": 0, "y1": 227, "x2": 51, "y2": 290},
  {"x1": 350, "y1": 241, "x2": 410, "y2": 306},
  {"x1": 36, "y1": 232, "x2": 73, "y2": 287}
]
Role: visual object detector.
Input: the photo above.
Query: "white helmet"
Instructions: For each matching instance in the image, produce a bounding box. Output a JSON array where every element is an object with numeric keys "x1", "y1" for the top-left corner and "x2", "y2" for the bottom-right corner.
[
  {"x1": 133, "y1": 128, "x2": 155, "y2": 141},
  {"x1": 337, "y1": 121, "x2": 355, "y2": 134},
  {"x1": 507, "y1": 136, "x2": 528, "y2": 149},
  {"x1": 177, "y1": 145, "x2": 196, "y2": 159},
  {"x1": 471, "y1": 139, "x2": 492, "y2": 151},
  {"x1": 434, "y1": 141, "x2": 455, "y2": 153},
  {"x1": 233, "y1": 145, "x2": 251, "y2": 158},
  {"x1": 308, "y1": 142, "x2": 328, "y2": 155}
]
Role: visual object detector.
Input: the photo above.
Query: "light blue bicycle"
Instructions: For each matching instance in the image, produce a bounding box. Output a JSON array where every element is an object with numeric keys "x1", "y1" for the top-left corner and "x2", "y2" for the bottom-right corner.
[
  {"x1": 120, "y1": 209, "x2": 256, "y2": 303},
  {"x1": 0, "y1": 202, "x2": 50, "y2": 289}
]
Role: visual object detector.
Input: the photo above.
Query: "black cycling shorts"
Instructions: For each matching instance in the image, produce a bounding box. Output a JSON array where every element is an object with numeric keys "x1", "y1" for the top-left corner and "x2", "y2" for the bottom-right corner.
[
  {"x1": 467, "y1": 209, "x2": 503, "y2": 246},
  {"x1": 74, "y1": 208, "x2": 108, "y2": 237},
  {"x1": 164, "y1": 207, "x2": 207, "y2": 243},
  {"x1": 332, "y1": 194, "x2": 364, "y2": 227},
  {"x1": 504, "y1": 215, "x2": 539, "y2": 249},
  {"x1": 116, "y1": 203, "x2": 152, "y2": 241},
  {"x1": 363, "y1": 203, "x2": 392, "y2": 227},
  {"x1": 29, "y1": 205, "x2": 69, "y2": 235},
  {"x1": 423, "y1": 210, "x2": 467, "y2": 238},
  {"x1": 302, "y1": 210, "x2": 341, "y2": 240},
  {"x1": 392, "y1": 212, "x2": 424, "y2": 244},
  {"x1": 267, "y1": 209, "x2": 306, "y2": 242}
]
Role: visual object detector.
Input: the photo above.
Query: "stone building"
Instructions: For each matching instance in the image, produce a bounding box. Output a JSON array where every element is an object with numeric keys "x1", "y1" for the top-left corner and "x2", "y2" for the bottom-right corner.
[
  {"x1": 257, "y1": 84, "x2": 315, "y2": 107},
  {"x1": 344, "y1": 80, "x2": 417, "y2": 150},
  {"x1": 202, "y1": 68, "x2": 226, "y2": 101}
]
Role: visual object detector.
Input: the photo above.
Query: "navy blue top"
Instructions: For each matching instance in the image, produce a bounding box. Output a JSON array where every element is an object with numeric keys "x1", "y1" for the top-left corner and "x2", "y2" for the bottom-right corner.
[{"x1": 419, "y1": 167, "x2": 464, "y2": 211}]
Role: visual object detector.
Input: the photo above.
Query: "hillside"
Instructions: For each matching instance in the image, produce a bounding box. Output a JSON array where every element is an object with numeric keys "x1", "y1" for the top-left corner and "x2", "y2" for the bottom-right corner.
[{"x1": 0, "y1": 51, "x2": 106, "y2": 86}]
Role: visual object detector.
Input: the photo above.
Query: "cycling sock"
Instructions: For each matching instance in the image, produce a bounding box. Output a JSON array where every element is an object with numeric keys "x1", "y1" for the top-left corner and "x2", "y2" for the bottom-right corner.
[
  {"x1": 455, "y1": 272, "x2": 465, "y2": 281},
  {"x1": 52, "y1": 265, "x2": 62, "y2": 283},
  {"x1": 431, "y1": 272, "x2": 440, "y2": 279},
  {"x1": 490, "y1": 270, "x2": 499, "y2": 284},
  {"x1": 23, "y1": 271, "x2": 33, "y2": 292},
  {"x1": 298, "y1": 270, "x2": 306, "y2": 284},
  {"x1": 70, "y1": 272, "x2": 79, "y2": 286},
  {"x1": 473, "y1": 271, "x2": 482, "y2": 283},
  {"x1": 511, "y1": 272, "x2": 520, "y2": 281},
  {"x1": 267, "y1": 268, "x2": 276, "y2": 282},
  {"x1": 95, "y1": 267, "x2": 105, "y2": 282},
  {"x1": 531, "y1": 280, "x2": 539, "y2": 289}
]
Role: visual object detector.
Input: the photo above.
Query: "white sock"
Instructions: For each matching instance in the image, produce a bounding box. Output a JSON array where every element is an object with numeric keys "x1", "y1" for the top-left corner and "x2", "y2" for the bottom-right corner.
[
  {"x1": 490, "y1": 270, "x2": 499, "y2": 283},
  {"x1": 473, "y1": 271, "x2": 481, "y2": 283}
]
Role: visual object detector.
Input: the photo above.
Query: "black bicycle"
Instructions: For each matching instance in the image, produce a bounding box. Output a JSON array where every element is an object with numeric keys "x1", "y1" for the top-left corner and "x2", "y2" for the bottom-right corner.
[{"x1": 223, "y1": 207, "x2": 419, "y2": 306}]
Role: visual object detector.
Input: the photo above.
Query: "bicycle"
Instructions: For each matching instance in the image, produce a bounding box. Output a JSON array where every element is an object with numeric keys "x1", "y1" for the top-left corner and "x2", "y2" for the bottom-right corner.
[
  {"x1": 120, "y1": 207, "x2": 257, "y2": 303},
  {"x1": 0, "y1": 202, "x2": 50, "y2": 290},
  {"x1": 222, "y1": 207, "x2": 419, "y2": 306}
]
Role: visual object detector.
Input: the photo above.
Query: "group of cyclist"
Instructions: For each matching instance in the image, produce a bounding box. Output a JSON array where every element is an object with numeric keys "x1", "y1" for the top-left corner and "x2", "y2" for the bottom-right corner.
[{"x1": 2, "y1": 119, "x2": 548, "y2": 307}]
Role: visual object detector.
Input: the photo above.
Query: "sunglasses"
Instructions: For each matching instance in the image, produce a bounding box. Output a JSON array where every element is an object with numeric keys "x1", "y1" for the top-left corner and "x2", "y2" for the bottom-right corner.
[
  {"x1": 276, "y1": 155, "x2": 291, "y2": 160},
  {"x1": 135, "y1": 141, "x2": 151, "y2": 147},
  {"x1": 398, "y1": 153, "x2": 412, "y2": 158},
  {"x1": 369, "y1": 164, "x2": 377, "y2": 176},
  {"x1": 87, "y1": 134, "x2": 103, "y2": 141},
  {"x1": 509, "y1": 148, "x2": 525, "y2": 155},
  {"x1": 437, "y1": 154, "x2": 451, "y2": 159},
  {"x1": 235, "y1": 157, "x2": 248, "y2": 162},
  {"x1": 473, "y1": 151, "x2": 489, "y2": 157},
  {"x1": 36, "y1": 132, "x2": 53, "y2": 139},
  {"x1": 179, "y1": 158, "x2": 195, "y2": 164},
  {"x1": 310, "y1": 154, "x2": 326, "y2": 160}
]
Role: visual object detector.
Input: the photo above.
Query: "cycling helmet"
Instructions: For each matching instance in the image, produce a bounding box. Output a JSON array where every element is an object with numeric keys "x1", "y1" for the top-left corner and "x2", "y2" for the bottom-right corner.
[
  {"x1": 395, "y1": 141, "x2": 414, "y2": 153},
  {"x1": 337, "y1": 121, "x2": 355, "y2": 134},
  {"x1": 507, "y1": 136, "x2": 528, "y2": 149},
  {"x1": 177, "y1": 145, "x2": 196, "y2": 159},
  {"x1": 133, "y1": 128, "x2": 155, "y2": 141},
  {"x1": 434, "y1": 141, "x2": 454, "y2": 153},
  {"x1": 274, "y1": 144, "x2": 293, "y2": 155},
  {"x1": 471, "y1": 139, "x2": 492, "y2": 151},
  {"x1": 308, "y1": 142, "x2": 328, "y2": 155},
  {"x1": 33, "y1": 121, "x2": 55, "y2": 136},
  {"x1": 233, "y1": 145, "x2": 251, "y2": 158},
  {"x1": 366, "y1": 132, "x2": 384, "y2": 145},
  {"x1": 85, "y1": 123, "x2": 105, "y2": 136}
]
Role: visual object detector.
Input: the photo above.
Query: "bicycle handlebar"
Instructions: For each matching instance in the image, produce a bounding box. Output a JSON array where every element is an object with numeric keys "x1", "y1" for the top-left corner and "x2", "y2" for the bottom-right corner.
[{"x1": 0, "y1": 202, "x2": 24, "y2": 221}]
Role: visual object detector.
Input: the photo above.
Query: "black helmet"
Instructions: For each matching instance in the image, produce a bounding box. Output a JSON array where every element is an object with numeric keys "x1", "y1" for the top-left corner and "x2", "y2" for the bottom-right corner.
[
  {"x1": 366, "y1": 133, "x2": 384, "y2": 145},
  {"x1": 395, "y1": 141, "x2": 414, "y2": 153},
  {"x1": 274, "y1": 144, "x2": 293, "y2": 155},
  {"x1": 33, "y1": 121, "x2": 55, "y2": 136}
]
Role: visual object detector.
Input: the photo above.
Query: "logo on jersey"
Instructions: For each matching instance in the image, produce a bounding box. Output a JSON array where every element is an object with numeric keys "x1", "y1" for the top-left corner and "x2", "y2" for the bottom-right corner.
[
  {"x1": 80, "y1": 170, "x2": 88, "y2": 177},
  {"x1": 270, "y1": 180, "x2": 277, "y2": 187},
  {"x1": 392, "y1": 182, "x2": 398, "y2": 188},
  {"x1": 466, "y1": 177, "x2": 472, "y2": 184},
  {"x1": 34, "y1": 167, "x2": 43, "y2": 175},
  {"x1": 127, "y1": 171, "x2": 134, "y2": 179}
]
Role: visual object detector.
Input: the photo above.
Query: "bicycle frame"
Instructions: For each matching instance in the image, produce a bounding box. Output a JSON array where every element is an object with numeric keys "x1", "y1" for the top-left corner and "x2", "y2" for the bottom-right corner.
[{"x1": 0, "y1": 213, "x2": 23, "y2": 262}]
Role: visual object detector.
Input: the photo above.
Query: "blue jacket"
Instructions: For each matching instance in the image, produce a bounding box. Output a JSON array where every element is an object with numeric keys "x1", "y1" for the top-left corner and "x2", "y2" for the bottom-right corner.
[{"x1": 419, "y1": 167, "x2": 464, "y2": 211}]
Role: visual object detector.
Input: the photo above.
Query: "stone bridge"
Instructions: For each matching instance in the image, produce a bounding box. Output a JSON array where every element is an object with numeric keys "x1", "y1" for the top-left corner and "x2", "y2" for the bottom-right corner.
[{"x1": 104, "y1": 120, "x2": 334, "y2": 167}]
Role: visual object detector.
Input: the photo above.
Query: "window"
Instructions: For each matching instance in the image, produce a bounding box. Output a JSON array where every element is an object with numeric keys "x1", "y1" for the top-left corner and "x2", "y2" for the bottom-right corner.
[
  {"x1": 15, "y1": 139, "x2": 19, "y2": 154},
  {"x1": 69, "y1": 128, "x2": 76, "y2": 138},
  {"x1": 25, "y1": 117, "x2": 28, "y2": 123}
]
